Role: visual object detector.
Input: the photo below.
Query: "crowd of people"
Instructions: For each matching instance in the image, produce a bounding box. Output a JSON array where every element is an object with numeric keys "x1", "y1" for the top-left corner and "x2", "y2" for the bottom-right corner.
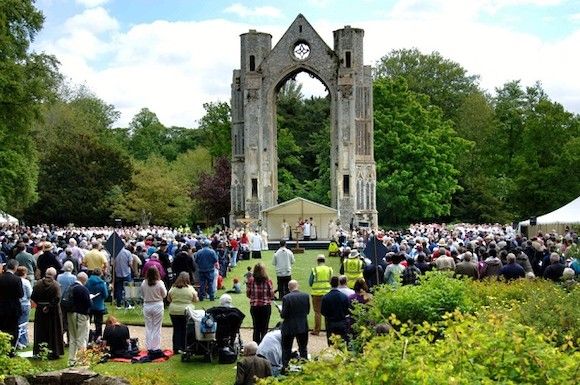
[{"x1": 0, "y1": 222, "x2": 578, "y2": 383}]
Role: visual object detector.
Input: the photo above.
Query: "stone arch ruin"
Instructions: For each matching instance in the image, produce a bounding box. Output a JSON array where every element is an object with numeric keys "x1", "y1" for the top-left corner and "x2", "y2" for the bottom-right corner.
[{"x1": 230, "y1": 14, "x2": 377, "y2": 227}]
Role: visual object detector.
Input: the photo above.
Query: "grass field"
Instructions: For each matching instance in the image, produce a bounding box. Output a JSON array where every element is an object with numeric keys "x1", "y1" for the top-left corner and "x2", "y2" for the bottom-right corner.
[{"x1": 108, "y1": 248, "x2": 340, "y2": 328}]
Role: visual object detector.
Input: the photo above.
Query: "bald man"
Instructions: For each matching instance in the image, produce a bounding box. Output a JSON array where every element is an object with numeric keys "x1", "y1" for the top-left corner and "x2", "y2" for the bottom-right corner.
[{"x1": 280, "y1": 280, "x2": 310, "y2": 371}]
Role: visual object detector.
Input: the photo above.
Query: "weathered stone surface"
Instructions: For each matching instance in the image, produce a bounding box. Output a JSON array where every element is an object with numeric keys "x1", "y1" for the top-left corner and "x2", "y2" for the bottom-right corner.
[
  {"x1": 83, "y1": 376, "x2": 130, "y2": 385},
  {"x1": 61, "y1": 367, "x2": 97, "y2": 385},
  {"x1": 231, "y1": 14, "x2": 378, "y2": 229},
  {"x1": 3, "y1": 375, "x2": 30, "y2": 385}
]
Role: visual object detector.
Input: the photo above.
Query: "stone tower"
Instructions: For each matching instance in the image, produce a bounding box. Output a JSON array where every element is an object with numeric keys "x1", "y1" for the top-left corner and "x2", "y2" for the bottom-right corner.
[{"x1": 231, "y1": 14, "x2": 377, "y2": 227}]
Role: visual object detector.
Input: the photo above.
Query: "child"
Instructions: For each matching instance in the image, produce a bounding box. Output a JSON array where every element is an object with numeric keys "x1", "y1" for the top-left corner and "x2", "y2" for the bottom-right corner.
[
  {"x1": 226, "y1": 277, "x2": 242, "y2": 294},
  {"x1": 244, "y1": 266, "x2": 253, "y2": 285}
]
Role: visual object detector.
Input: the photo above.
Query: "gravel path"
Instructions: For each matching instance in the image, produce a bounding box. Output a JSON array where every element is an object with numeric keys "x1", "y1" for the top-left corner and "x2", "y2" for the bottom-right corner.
[{"x1": 27, "y1": 323, "x2": 330, "y2": 355}]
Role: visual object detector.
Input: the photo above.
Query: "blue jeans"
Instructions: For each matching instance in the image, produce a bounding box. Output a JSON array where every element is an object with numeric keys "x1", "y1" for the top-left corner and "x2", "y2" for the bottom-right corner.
[
  {"x1": 115, "y1": 275, "x2": 132, "y2": 307},
  {"x1": 18, "y1": 304, "x2": 30, "y2": 347},
  {"x1": 198, "y1": 270, "x2": 215, "y2": 301},
  {"x1": 230, "y1": 250, "x2": 238, "y2": 267}
]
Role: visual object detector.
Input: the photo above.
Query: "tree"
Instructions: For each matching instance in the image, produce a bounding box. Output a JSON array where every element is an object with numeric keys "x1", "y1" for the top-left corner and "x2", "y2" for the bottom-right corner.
[
  {"x1": 26, "y1": 90, "x2": 132, "y2": 225},
  {"x1": 373, "y1": 78, "x2": 470, "y2": 225},
  {"x1": 127, "y1": 108, "x2": 167, "y2": 160},
  {"x1": 374, "y1": 48, "x2": 480, "y2": 120},
  {"x1": 0, "y1": 0, "x2": 60, "y2": 214},
  {"x1": 193, "y1": 156, "x2": 231, "y2": 223},
  {"x1": 198, "y1": 101, "x2": 231, "y2": 160},
  {"x1": 112, "y1": 154, "x2": 193, "y2": 226}
]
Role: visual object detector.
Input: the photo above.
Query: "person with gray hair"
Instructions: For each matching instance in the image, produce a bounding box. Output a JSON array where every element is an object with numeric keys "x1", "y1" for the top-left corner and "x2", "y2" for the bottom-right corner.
[
  {"x1": 235, "y1": 341, "x2": 272, "y2": 385},
  {"x1": 31, "y1": 266, "x2": 64, "y2": 359},
  {"x1": 498, "y1": 253, "x2": 525, "y2": 281},
  {"x1": 454, "y1": 251, "x2": 479, "y2": 280},
  {"x1": 561, "y1": 267, "x2": 577, "y2": 291},
  {"x1": 543, "y1": 252, "x2": 566, "y2": 282}
]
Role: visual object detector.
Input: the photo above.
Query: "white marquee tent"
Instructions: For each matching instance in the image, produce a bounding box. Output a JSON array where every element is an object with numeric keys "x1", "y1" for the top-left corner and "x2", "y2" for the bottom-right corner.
[
  {"x1": 0, "y1": 211, "x2": 19, "y2": 225},
  {"x1": 518, "y1": 196, "x2": 580, "y2": 234},
  {"x1": 262, "y1": 197, "x2": 338, "y2": 240}
]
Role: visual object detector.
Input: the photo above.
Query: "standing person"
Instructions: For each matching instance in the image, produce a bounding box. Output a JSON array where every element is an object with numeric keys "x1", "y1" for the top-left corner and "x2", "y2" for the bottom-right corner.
[
  {"x1": 141, "y1": 266, "x2": 167, "y2": 353},
  {"x1": 37, "y1": 242, "x2": 62, "y2": 278},
  {"x1": 321, "y1": 276, "x2": 350, "y2": 345},
  {"x1": 543, "y1": 252, "x2": 566, "y2": 282},
  {"x1": 246, "y1": 263, "x2": 275, "y2": 344},
  {"x1": 83, "y1": 241, "x2": 107, "y2": 275},
  {"x1": 308, "y1": 255, "x2": 332, "y2": 336},
  {"x1": 31, "y1": 267, "x2": 64, "y2": 360},
  {"x1": 15, "y1": 266, "x2": 32, "y2": 349},
  {"x1": 272, "y1": 240, "x2": 295, "y2": 299},
  {"x1": 341, "y1": 250, "x2": 364, "y2": 288},
  {"x1": 384, "y1": 253, "x2": 406, "y2": 287},
  {"x1": 499, "y1": 253, "x2": 526, "y2": 281},
  {"x1": 172, "y1": 244, "x2": 196, "y2": 285},
  {"x1": 156, "y1": 240, "x2": 173, "y2": 287},
  {"x1": 229, "y1": 236, "x2": 239, "y2": 268},
  {"x1": 280, "y1": 219, "x2": 290, "y2": 241},
  {"x1": 0, "y1": 259, "x2": 24, "y2": 352},
  {"x1": 67, "y1": 272, "x2": 91, "y2": 366},
  {"x1": 309, "y1": 217, "x2": 317, "y2": 240},
  {"x1": 280, "y1": 280, "x2": 310, "y2": 371},
  {"x1": 235, "y1": 341, "x2": 272, "y2": 385},
  {"x1": 302, "y1": 219, "x2": 311, "y2": 241},
  {"x1": 85, "y1": 267, "x2": 108, "y2": 340},
  {"x1": 57, "y1": 261, "x2": 76, "y2": 345},
  {"x1": 168, "y1": 272, "x2": 198, "y2": 353},
  {"x1": 15, "y1": 242, "x2": 36, "y2": 286},
  {"x1": 114, "y1": 244, "x2": 133, "y2": 310},
  {"x1": 195, "y1": 239, "x2": 218, "y2": 301},
  {"x1": 250, "y1": 230, "x2": 263, "y2": 259}
]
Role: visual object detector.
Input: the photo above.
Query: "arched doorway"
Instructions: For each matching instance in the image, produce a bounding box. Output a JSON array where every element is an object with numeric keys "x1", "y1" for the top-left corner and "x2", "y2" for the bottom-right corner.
[{"x1": 230, "y1": 14, "x2": 377, "y2": 227}]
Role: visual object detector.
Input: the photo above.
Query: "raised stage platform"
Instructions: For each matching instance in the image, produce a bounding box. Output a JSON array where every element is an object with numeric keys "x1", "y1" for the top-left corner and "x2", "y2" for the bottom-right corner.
[{"x1": 267, "y1": 240, "x2": 330, "y2": 250}]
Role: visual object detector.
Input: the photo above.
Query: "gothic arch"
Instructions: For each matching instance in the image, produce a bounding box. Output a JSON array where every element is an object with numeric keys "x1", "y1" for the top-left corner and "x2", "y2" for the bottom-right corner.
[{"x1": 231, "y1": 14, "x2": 377, "y2": 227}]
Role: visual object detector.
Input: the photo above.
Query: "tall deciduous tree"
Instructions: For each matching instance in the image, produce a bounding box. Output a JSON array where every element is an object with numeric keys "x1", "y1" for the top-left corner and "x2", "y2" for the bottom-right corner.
[
  {"x1": 0, "y1": 0, "x2": 60, "y2": 214},
  {"x1": 198, "y1": 101, "x2": 231, "y2": 160},
  {"x1": 193, "y1": 156, "x2": 231, "y2": 223},
  {"x1": 373, "y1": 78, "x2": 470, "y2": 225},
  {"x1": 374, "y1": 48, "x2": 480, "y2": 120}
]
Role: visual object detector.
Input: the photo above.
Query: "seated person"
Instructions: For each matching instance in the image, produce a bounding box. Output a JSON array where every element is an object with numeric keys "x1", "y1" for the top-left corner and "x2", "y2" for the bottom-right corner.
[
  {"x1": 226, "y1": 277, "x2": 242, "y2": 294},
  {"x1": 102, "y1": 315, "x2": 133, "y2": 358},
  {"x1": 235, "y1": 341, "x2": 272, "y2": 385},
  {"x1": 328, "y1": 240, "x2": 340, "y2": 257},
  {"x1": 207, "y1": 294, "x2": 245, "y2": 349},
  {"x1": 257, "y1": 325, "x2": 283, "y2": 376}
]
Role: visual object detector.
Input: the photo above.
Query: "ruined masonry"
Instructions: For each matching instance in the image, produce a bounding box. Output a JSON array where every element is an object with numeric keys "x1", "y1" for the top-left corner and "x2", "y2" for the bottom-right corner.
[{"x1": 230, "y1": 14, "x2": 377, "y2": 227}]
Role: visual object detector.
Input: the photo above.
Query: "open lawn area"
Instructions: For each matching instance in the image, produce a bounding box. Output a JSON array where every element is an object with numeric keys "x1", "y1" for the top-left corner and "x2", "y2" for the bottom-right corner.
[{"x1": 108, "y1": 248, "x2": 340, "y2": 329}]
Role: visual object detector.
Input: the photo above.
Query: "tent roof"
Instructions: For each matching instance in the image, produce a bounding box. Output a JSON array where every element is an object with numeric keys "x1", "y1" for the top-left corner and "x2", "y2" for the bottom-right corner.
[
  {"x1": 520, "y1": 196, "x2": 580, "y2": 226},
  {"x1": 0, "y1": 211, "x2": 19, "y2": 224},
  {"x1": 262, "y1": 197, "x2": 337, "y2": 215}
]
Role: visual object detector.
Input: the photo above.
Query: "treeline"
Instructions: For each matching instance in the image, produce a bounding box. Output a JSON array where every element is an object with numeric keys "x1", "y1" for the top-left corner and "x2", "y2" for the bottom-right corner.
[{"x1": 1, "y1": 2, "x2": 579, "y2": 227}]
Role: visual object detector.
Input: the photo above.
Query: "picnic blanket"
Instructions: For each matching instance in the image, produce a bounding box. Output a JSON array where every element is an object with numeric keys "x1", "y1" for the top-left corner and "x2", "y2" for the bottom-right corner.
[{"x1": 109, "y1": 349, "x2": 174, "y2": 363}]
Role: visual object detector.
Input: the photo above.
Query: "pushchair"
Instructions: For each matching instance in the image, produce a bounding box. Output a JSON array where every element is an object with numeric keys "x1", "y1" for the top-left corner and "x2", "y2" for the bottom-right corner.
[
  {"x1": 206, "y1": 305, "x2": 245, "y2": 363},
  {"x1": 181, "y1": 308, "x2": 218, "y2": 362}
]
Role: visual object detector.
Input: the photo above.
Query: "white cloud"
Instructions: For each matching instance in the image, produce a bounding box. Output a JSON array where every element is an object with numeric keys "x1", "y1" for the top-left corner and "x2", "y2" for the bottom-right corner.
[
  {"x1": 75, "y1": 0, "x2": 110, "y2": 8},
  {"x1": 224, "y1": 3, "x2": 283, "y2": 18},
  {"x1": 36, "y1": 2, "x2": 580, "y2": 128},
  {"x1": 570, "y1": 13, "x2": 580, "y2": 22}
]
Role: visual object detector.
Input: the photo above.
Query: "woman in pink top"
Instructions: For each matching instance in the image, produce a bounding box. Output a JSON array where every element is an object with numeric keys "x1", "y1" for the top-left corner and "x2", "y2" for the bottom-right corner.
[{"x1": 141, "y1": 266, "x2": 167, "y2": 351}]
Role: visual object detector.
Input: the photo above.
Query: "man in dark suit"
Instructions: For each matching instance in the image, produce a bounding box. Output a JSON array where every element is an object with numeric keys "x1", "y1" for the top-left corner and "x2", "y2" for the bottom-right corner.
[
  {"x1": 0, "y1": 259, "x2": 24, "y2": 351},
  {"x1": 280, "y1": 279, "x2": 310, "y2": 371},
  {"x1": 321, "y1": 276, "x2": 350, "y2": 345}
]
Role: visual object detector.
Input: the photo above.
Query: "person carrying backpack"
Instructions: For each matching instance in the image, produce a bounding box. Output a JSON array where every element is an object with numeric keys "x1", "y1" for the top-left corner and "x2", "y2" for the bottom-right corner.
[{"x1": 401, "y1": 258, "x2": 421, "y2": 286}]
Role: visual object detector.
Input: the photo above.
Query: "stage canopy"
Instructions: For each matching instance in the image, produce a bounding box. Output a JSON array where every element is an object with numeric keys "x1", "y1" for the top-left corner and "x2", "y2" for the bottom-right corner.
[
  {"x1": 519, "y1": 196, "x2": 580, "y2": 234},
  {"x1": 262, "y1": 197, "x2": 338, "y2": 240},
  {"x1": 0, "y1": 212, "x2": 19, "y2": 225}
]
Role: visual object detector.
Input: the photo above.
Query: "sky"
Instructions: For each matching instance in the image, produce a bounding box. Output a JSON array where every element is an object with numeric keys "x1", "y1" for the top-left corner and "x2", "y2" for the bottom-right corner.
[{"x1": 33, "y1": 0, "x2": 580, "y2": 127}]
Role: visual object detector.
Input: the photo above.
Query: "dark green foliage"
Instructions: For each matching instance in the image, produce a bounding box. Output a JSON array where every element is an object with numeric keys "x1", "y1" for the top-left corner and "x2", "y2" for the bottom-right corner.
[
  {"x1": 193, "y1": 156, "x2": 231, "y2": 223},
  {"x1": 276, "y1": 80, "x2": 331, "y2": 205},
  {"x1": 198, "y1": 101, "x2": 232, "y2": 160},
  {"x1": 0, "y1": 0, "x2": 61, "y2": 214},
  {"x1": 373, "y1": 78, "x2": 469, "y2": 224}
]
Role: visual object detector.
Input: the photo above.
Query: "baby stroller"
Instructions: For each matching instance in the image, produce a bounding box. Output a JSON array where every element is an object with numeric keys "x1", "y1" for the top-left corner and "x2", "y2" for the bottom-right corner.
[
  {"x1": 206, "y1": 305, "x2": 245, "y2": 363},
  {"x1": 182, "y1": 308, "x2": 218, "y2": 362}
]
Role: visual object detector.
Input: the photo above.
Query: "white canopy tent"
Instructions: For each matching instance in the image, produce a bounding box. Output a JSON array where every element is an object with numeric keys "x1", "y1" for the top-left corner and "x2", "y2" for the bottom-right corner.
[
  {"x1": 262, "y1": 197, "x2": 338, "y2": 240},
  {"x1": 0, "y1": 211, "x2": 19, "y2": 225},
  {"x1": 518, "y1": 196, "x2": 580, "y2": 235}
]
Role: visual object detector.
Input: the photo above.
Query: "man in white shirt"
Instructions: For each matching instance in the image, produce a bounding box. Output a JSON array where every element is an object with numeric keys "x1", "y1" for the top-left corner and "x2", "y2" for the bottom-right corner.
[
  {"x1": 302, "y1": 220, "x2": 311, "y2": 241},
  {"x1": 272, "y1": 240, "x2": 295, "y2": 299},
  {"x1": 250, "y1": 230, "x2": 263, "y2": 259}
]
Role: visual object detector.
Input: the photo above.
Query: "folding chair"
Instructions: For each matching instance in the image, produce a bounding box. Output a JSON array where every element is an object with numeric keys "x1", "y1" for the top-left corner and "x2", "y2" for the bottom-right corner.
[{"x1": 123, "y1": 279, "x2": 144, "y2": 313}]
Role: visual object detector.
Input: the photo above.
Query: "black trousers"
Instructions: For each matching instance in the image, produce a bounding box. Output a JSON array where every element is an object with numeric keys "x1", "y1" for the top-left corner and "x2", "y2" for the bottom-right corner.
[
  {"x1": 250, "y1": 304, "x2": 271, "y2": 344},
  {"x1": 251, "y1": 250, "x2": 262, "y2": 259},
  {"x1": 0, "y1": 314, "x2": 19, "y2": 350},
  {"x1": 276, "y1": 275, "x2": 291, "y2": 299},
  {"x1": 326, "y1": 319, "x2": 349, "y2": 346},
  {"x1": 281, "y1": 331, "x2": 308, "y2": 369},
  {"x1": 92, "y1": 310, "x2": 105, "y2": 339},
  {"x1": 170, "y1": 314, "x2": 186, "y2": 353}
]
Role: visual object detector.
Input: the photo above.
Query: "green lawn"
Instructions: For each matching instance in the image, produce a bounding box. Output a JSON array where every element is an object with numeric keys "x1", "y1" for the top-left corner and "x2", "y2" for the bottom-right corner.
[{"x1": 108, "y1": 248, "x2": 340, "y2": 329}]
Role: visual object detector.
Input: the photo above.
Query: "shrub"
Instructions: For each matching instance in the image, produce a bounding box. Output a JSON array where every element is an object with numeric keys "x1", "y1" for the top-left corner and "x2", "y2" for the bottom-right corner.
[
  {"x1": 261, "y1": 312, "x2": 580, "y2": 385},
  {"x1": 0, "y1": 332, "x2": 34, "y2": 382}
]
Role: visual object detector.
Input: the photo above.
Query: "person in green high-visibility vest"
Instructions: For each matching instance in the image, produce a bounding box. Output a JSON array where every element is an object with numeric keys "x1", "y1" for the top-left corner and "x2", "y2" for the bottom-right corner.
[
  {"x1": 308, "y1": 255, "x2": 333, "y2": 336},
  {"x1": 341, "y1": 250, "x2": 364, "y2": 289}
]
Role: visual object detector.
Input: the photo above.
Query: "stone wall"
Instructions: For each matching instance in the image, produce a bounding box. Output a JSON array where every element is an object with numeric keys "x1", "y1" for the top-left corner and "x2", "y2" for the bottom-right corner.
[{"x1": 3, "y1": 368, "x2": 128, "y2": 385}]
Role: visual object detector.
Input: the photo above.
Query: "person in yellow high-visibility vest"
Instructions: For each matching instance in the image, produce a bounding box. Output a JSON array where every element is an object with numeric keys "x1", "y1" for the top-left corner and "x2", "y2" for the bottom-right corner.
[
  {"x1": 308, "y1": 255, "x2": 333, "y2": 336},
  {"x1": 342, "y1": 250, "x2": 364, "y2": 289}
]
